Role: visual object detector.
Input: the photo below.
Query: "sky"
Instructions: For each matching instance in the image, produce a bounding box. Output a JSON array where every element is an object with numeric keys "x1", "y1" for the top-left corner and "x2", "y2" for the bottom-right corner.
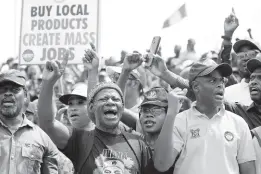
[{"x1": 1, "y1": 0, "x2": 261, "y2": 64}]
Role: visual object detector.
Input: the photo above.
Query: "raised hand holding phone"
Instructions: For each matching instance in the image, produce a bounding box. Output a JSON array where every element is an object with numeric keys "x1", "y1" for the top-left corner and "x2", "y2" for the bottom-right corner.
[{"x1": 145, "y1": 36, "x2": 161, "y2": 67}]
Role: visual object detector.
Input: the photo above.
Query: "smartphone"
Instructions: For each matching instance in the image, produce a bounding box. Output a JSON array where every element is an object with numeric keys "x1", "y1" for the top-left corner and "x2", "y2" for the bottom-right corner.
[{"x1": 145, "y1": 36, "x2": 161, "y2": 67}]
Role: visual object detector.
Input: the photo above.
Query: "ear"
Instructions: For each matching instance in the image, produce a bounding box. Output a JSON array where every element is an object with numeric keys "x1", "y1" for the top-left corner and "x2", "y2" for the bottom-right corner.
[
  {"x1": 191, "y1": 81, "x2": 199, "y2": 93},
  {"x1": 88, "y1": 102, "x2": 95, "y2": 113}
]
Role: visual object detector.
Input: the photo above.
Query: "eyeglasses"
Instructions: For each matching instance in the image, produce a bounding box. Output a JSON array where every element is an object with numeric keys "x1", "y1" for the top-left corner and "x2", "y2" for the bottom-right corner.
[
  {"x1": 140, "y1": 107, "x2": 166, "y2": 116},
  {"x1": 236, "y1": 50, "x2": 260, "y2": 59},
  {"x1": 0, "y1": 86, "x2": 23, "y2": 94}
]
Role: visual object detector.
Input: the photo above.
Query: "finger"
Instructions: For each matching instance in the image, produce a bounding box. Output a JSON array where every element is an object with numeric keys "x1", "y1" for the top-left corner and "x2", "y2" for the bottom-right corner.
[
  {"x1": 183, "y1": 88, "x2": 188, "y2": 95},
  {"x1": 90, "y1": 42, "x2": 96, "y2": 51},
  {"x1": 61, "y1": 50, "x2": 69, "y2": 68},
  {"x1": 46, "y1": 61, "x2": 53, "y2": 71},
  {"x1": 235, "y1": 17, "x2": 239, "y2": 25},
  {"x1": 51, "y1": 61, "x2": 59, "y2": 74},
  {"x1": 232, "y1": 7, "x2": 235, "y2": 16}
]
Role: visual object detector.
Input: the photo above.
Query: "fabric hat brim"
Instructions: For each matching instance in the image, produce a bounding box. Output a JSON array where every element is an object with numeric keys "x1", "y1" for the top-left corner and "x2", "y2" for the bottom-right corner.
[
  {"x1": 233, "y1": 40, "x2": 261, "y2": 53},
  {"x1": 59, "y1": 94, "x2": 86, "y2": 105},
  {"x1": 140, "y1": 101, "x2": 168, "y2": 107},
  {"x1": 247, "y1": 58, "x2": 261, "y2": 73},
  {"x1": 198, "y1": 63, "x2": 232, "y2": 77},
  {"x1": 0, "y1": 77, "x2": 25, "y2": 86}
]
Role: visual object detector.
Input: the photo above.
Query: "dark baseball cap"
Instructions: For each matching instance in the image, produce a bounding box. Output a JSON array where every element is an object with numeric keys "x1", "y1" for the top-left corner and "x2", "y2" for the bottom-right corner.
[
  {"x1": 140, "y1": 87, "x2": 168, "y2": 107},
  {"x1": 59, "y1": 83, "x2": 87, "y2": 105},
  {"x1": 233, "y1": 39, "x2": 261, "y2": 53},
  {"x1": 189, "y1": 59, "x2": 232, "y2": 84},
  {"x1": 0, "y1": 69, "x2": 26, "y2": 86},
  {"x1": 247, "y1": 53, "x2": 261, "y2": 73}
]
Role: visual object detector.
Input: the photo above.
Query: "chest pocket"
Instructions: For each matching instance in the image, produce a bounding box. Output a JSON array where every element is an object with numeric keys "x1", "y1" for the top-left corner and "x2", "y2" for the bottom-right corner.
[{"x1": 22, "y1": 143, "x2": 43, "y2": 174}]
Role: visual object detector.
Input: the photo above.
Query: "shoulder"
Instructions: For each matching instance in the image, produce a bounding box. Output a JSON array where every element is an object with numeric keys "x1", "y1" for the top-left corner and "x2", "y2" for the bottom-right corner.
[{"x1": 224, "y1": 110, "x2": 249, "y2": 127}]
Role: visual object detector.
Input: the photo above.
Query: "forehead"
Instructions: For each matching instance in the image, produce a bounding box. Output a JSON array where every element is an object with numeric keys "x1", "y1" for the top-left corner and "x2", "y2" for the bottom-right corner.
[
  {"x1": 95, "y1": 88, "x2": 121, "y2": 98},
  {"x1": 238, "y1": 45, "x2": 252, "y2": 53},
  {"x1": 251, "y1": 68, "x2": 261, "y2": 75}
]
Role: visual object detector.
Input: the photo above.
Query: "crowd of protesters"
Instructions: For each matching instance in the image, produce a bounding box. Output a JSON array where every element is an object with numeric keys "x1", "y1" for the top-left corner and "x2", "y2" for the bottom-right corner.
[{"x1": 1, "y1": 10, "x2": 261, "y2": 174}]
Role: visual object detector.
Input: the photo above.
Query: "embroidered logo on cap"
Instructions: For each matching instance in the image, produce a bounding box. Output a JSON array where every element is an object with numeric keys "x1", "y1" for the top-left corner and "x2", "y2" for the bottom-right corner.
[
  {"x1": 224, "y1": 131, "x2": 234, "y2": 142},
  {"x1": 190, "y1": 128, "x2": 200, "y2": 139},
  {"x1": 145, "y1": 90, "x2": 157, "y2": 100}
]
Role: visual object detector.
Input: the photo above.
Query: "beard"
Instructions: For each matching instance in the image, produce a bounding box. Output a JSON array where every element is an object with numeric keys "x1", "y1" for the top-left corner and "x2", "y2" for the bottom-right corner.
[{"x1": 0, "y1": 105, "x2": 22, "y2": 118}]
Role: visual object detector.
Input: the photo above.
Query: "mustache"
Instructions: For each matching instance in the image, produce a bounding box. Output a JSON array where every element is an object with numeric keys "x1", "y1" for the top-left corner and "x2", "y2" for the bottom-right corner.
[{"x1": 1, "y1": 97, "x2": 15, "y2": 104}]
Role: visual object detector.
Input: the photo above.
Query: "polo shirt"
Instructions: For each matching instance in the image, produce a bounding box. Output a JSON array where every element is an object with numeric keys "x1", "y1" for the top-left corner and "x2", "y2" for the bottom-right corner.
[
  {"x1": 172, "y1": 102, "x2": 256, "y2": 174},
  {"x1": 225, "y1": 79, "x2": 252, "y2": 106}
]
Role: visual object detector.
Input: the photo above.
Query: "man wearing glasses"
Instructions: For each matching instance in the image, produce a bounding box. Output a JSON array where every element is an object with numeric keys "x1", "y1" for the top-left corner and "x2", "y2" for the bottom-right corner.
[
  {"x1": 0, "y1": 70, "x2": 59, "y2": 174},
  {"x1": 225, "y1": 39, "x2": 261, "y2": 106},
  {"x1": 154, "y1": 59, "x2": 256, "y2": 174}
]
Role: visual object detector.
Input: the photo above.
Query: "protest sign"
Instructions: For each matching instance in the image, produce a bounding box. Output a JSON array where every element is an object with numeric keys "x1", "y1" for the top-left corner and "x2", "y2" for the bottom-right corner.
[{"x1": 19, "y1": 0, "x2": 100, "y2": 64}]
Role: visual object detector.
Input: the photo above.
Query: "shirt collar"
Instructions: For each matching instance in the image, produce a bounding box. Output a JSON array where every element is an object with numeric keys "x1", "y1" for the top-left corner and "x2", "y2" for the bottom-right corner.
[
  {"x1": 190, "y1": 101, "x2": 225, "y2": 118},
  {"x1": 0, "y1": 114, "x2": 34, "y2": 129}
]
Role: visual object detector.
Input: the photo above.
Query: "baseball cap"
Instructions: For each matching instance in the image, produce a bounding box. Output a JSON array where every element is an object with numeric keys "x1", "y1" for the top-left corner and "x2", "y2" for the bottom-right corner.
[
  {"x1": 233, "y1": 39, "x2": 261, "y2": 53},
  {"x1": 59, "y1": 83, "x2": 87, "y2": 105},
  {"x1": 189, "y1": 59, "x2": 232, "y2": 84},
  {"x1": 0, "y1": 69, "x2": 26, "y2": 86},
  {"x1": 246, "y1": 53, "x2": 261, "y2": 73},
  {"x1": 140, "y1": 87, "x2": 168, "y2": 107}
]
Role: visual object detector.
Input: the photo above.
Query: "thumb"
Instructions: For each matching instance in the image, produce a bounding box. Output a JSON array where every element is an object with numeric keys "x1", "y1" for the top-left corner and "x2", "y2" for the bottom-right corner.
[{"x1": 183, "y1": 88, "x2": 188, "y2": 95}]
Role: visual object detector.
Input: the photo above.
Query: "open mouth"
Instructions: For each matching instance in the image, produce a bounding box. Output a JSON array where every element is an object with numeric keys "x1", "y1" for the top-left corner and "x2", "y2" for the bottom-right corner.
[
  {"x1": 250, "y1": 87, "x2": 259, "y2": 95},
  {"x1": 104, "y1": 109, "x2": 118, "y2": 119},
  {"x1": 143, "y1": 120, "x2": 156, "y2": 127}
]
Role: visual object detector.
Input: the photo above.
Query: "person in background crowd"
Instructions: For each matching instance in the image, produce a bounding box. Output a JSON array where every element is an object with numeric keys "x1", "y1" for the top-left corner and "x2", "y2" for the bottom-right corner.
[
  {"x1": 25, "y1": 101, "x2": 38, "y2": 124},
  {"x1": 98, "y1": 68, "x2": 111, "y2": 83},
  {"x1": 154, "y1": 60, "x2": 256, "y2": 174},
  {"x1": 0, "y1": 69, "x2": 59, "y2": 174},
  {"x1": 58, "y1": 83, "x2": 95, "y2": 130},
  {"x1": 225, "y1": 39, "x2": 261, "y2": 105}
]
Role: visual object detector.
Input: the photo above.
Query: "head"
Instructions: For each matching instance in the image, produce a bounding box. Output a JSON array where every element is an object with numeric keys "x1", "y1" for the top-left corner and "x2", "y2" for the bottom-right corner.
[
  {"x1": 174, "y1": 45, "x2": 181, "y2": 55},
  {"x1": 99, "y1": 68, "x2": 111, "y2": 83},
  {"x1": 187, "y1": 38, "x2": 196, "y2": 52},
  {"x1": 88, "y1": 82, "x2": 124, "y2": 130},
  {"x1": 233, "y1": 39, "x2": 261, "y2": 79},
  {"x1": 139, "y1": 87, "x2": 168, "y2": 134},
  {"x1": 25, "y1": 101, "x2": 38, "y2": 124},
  {"x1": 0, "y1": 70, "x2": 27, "y2": 119},
  {"x1": 59, "y1": 84, "x2": 91, "y2": 129},
  {"x1": 189, "y1": 59, "x2": 232, "y2": 107},
  {"x1": 246, "y1": 55, "x2": 261, "y2": 104},
  {"x1": 27, "y1": 65, "x2": 41, "y2": 80}
]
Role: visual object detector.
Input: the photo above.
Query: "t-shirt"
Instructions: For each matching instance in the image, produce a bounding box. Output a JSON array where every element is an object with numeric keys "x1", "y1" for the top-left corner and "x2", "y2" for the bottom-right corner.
[{"x1": 62, "y1": 128, "x2": 150, "y2": 174}]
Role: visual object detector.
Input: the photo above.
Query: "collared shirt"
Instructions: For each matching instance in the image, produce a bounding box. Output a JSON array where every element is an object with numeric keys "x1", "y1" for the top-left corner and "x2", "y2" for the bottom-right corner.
[
  {"x1": 0, "y1": 115, "x2": 59, "y2": 174},
  {"x1": 225, "y1": 101, "x2": 261, "y2": 130},
  {"x1": 172, "y1": 102, "x2": 256, "y2": 174},
  {"x1": 225, "y1": 78, "x2": 252, "y2": 106}
]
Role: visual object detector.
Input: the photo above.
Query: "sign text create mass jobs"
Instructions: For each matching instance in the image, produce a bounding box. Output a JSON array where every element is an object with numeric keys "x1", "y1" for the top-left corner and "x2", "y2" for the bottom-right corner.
[{"x1": 19, "y1": 0, "x2": 99, "y2": 65}]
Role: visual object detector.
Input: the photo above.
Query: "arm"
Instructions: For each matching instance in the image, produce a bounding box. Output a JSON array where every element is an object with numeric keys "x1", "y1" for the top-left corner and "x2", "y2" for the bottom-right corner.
[
  {"x1": 253, "y1": 137, "x2": 261, "y2": 174},
  {"x1": 154, "y1": 89, "x2": 186, "y2": 172},
  {"x1": 38, "y1": 58, "x2": 71, "y2": 149},
  {"x1": 121, "y1": 108, "x2": 139, "y2": 130},
  {"x1": 117, "y1": 68, "x2": 131, "y2": 95},
  {"x1": 42, "y1": 133, "x2": 60, "y2": 174},
  {"x1": 145, "y1": 55, "x2": 189, "y2": 89}
]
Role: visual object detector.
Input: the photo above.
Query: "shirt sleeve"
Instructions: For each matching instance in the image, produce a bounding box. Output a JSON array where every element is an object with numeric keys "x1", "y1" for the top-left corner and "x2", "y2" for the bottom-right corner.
[
  {"x1": 253, "y1": 137, "x2": 261, "y2": 174},
  {"x1": 173, "y1": 115, "x2": 186, "y2": 153},
  {"x1": 237, "y1": 119, "x2": 256, "y2": 164},
  {"x1": 42, "y1": 132, "x2": 59, "y2": 174}
]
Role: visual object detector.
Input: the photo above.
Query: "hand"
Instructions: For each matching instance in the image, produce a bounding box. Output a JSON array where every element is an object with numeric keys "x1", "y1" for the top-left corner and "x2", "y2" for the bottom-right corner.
[
  {"x1": 56, "y1": 107, "x2": 68, "y2": 121},
  {"x1": 167, "y1": 88, "x2": 188, "y2": 112},
  {"x1": 82, "y1": 47, "x2": 99, "y2": 71},
  {"x1": 145, "y1": 54, "x2": 168, "y2": 77},
  {"x1": 122, "y1": 52, "x2": 143, "y2": 71},
  {"x1": 224, "y1": 8, "x2": 239, "y2": 36},
  {"x1": 42, "y1": 50, "x2": 69, "y2": 83}
]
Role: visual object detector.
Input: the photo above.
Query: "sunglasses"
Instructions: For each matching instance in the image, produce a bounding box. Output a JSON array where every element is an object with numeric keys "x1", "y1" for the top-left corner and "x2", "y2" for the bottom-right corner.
[{"x1": 140, "y1": 107, "x2": 166, "y2": 116}]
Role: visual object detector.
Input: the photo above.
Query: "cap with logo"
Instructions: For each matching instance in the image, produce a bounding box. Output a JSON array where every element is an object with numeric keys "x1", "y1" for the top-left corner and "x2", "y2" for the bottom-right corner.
[
  {"x1": 188, "y1": 59, "x2": 232, "y2": 85},
  {"x1": 140, "y1": 87, "x2": 168, "y2": 107},
  {"x1": 0, "y1": 69, "x2": 26, "y2": 87},
  {"x1": 233, "y1": 39, "x2": 261, "y2": 53},
  {"x1": 59, "y1": 83, "x2": 87, "y2": 105},
  {"x1": 247, "y1": 53, "x2": 261, "y2": 73}
]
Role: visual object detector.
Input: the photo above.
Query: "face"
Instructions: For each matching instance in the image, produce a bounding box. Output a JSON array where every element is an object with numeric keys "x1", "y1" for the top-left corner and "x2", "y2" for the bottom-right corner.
[
  {"x1": 193, "y1": 70, "x2": 226, "y2": 106},
  {"x1": 249, "y1": 68, "x2": 261, "y2": 104},
  {"x1": 91, "y1": 89, "x2": 124, "y2": 129},
  {"x1": 67, "y1": 96, "x2": 90, "y2": 129},
  {"x1": 140, "y1": 104, "x2": 166, "y2": 134},
  {"x1": 0, "y1": 82, "x2": 25, "y2": 119},
  {"x1": 237, "y1": 46, "x2": 259, "y2": 78}
]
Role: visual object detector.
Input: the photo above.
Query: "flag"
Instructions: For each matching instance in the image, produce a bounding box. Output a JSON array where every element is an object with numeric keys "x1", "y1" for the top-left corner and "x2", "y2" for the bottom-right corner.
[{"x1": 162, "y1": 3, "x2": 187, "y2": 28}]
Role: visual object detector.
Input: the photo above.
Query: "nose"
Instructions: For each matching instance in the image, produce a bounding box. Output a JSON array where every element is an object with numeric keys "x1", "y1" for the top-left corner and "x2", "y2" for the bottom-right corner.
[
  {"x1": 250, "y1": 80, "x2": 258, "y2": 86},
  {"x1": 105, "y1": 98, "x2": 115, "y2": 105}
]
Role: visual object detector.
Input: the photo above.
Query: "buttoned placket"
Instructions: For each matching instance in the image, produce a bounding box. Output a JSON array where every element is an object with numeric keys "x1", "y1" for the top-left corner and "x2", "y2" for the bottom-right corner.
[{"x1": 9, "y1": 133, "x2": 16, "y2": 174}]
